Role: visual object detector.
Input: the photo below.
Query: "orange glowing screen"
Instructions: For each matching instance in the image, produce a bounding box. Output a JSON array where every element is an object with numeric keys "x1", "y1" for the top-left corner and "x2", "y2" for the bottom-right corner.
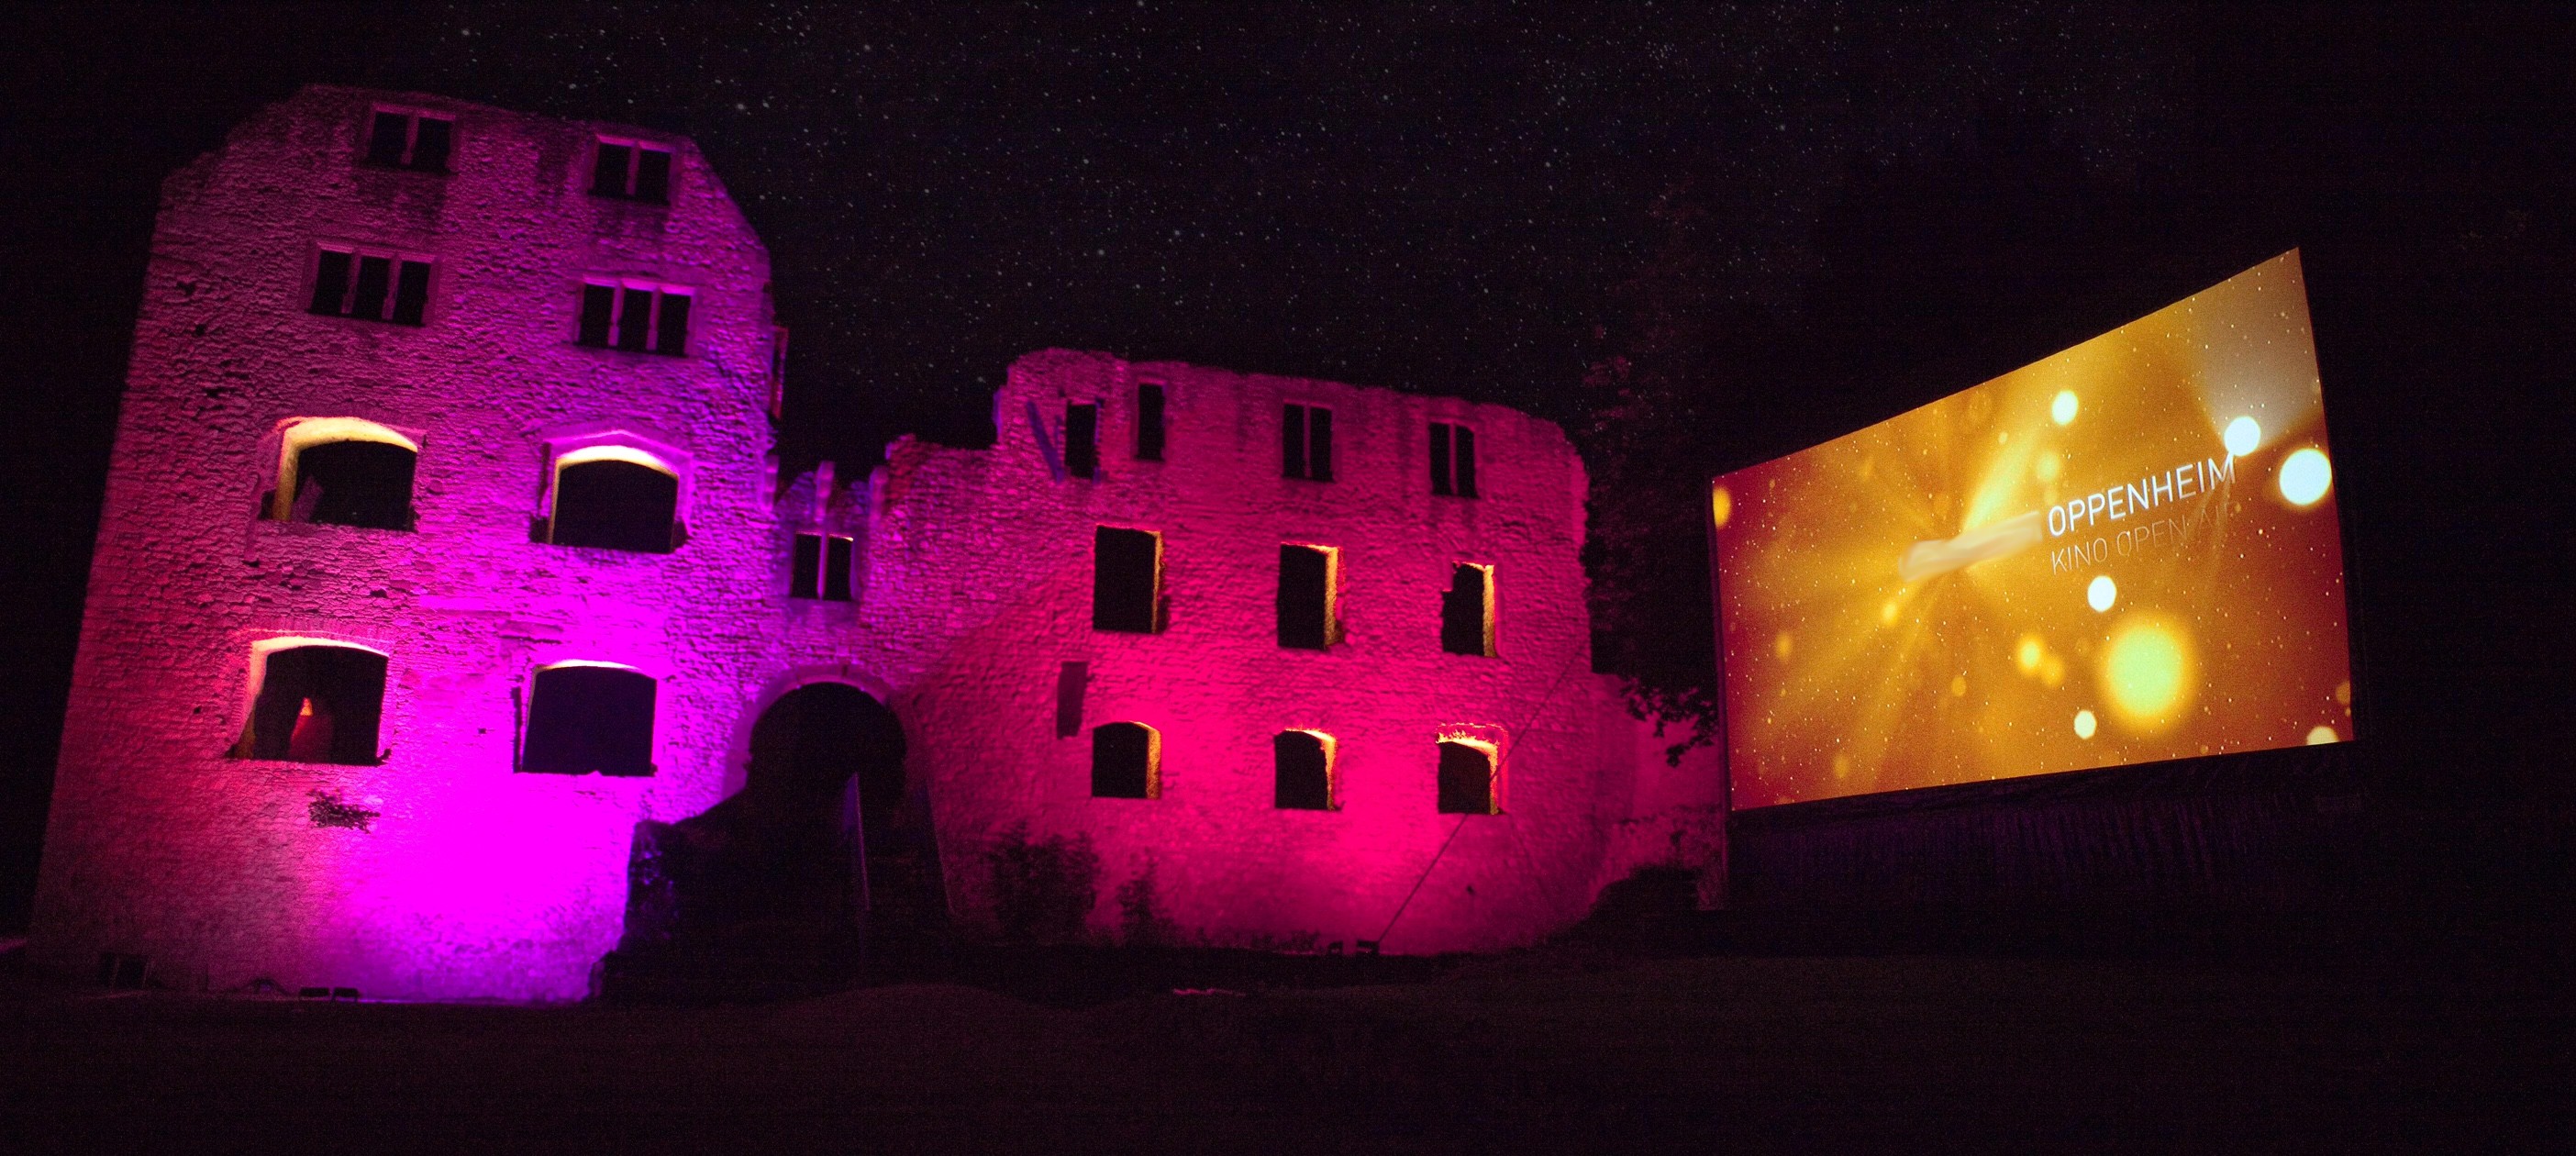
[{"x1": 1714, "y1": 251, "x2": 2352, "y2": 809}]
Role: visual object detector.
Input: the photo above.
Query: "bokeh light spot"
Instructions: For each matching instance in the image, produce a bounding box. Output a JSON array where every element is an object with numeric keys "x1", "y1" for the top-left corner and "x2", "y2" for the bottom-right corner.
[
  {"x1": 2035, "y1": 451, "x2": 2061, "y2": 483},
  {"x1": 2100, "y1": 616, "x2": 2194, "y2": 731},
  {"x1": 1831, "y1": 752, "x2": 1851, "y2": 778},
  {"x1": 2224, "y1": 415, "x2": 2261, "y2": 457},
  {"x1": 2086, "y1": 574, "x2": 2116, "y2": 612},
  {"x1": 1879, "y1": 598, "x2": 1899, "y2": 626},
  {"x1": 1709, "y1": 485, "x2": 1732, "y2": 529},
  {"x1": 2279, "y1": 447, "x2": 2332, "y2": 506},
  {"x1": 2040, "y1": 655, "x2": 2066, "y2": 687},
  {"x1": 2335, "y1": 680, "x2": 2352, "y2": 706},
  {"x1": 2073, "y1": 709, "x2": 2097, "y2": 739},
  {"x1": 2305, "y1": 725, "x2": 2340, "y2": 745},
  {"x1": 1772, "y1": 631, "x2": 1793, "y2": 660},
  {"x1": 2015, "y1": 634, "x2": 2044, "y2": 674},
  {"x1": 2050, "y1": 390, "x2": 2079, "y2": 425},
  {"x1": 1949, "y1": 674, "x2": 1967, "y2": 697}
]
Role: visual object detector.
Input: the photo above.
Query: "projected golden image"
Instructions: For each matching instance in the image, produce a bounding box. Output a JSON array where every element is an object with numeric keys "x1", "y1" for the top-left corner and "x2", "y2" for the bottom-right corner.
[{"x1": 1715, "y1": 251, "x2": 2352, "y2": 809}]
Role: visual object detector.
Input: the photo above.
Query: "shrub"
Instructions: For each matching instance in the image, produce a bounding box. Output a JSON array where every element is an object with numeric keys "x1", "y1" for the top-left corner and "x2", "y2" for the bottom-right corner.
[{"x1": 985, "y1": 821, "x2": 1099, "y2": 944}]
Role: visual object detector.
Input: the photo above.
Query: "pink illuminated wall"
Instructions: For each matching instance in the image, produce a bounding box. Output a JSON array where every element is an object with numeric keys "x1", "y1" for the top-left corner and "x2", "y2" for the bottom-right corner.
[
  {"x1": 31, "y1": 86, "x2": 1722, "y2": 1002},
  {"x1": 857, "y1": 351, "x2": 1725, "y2": 952},
  {"x1": 29, "y1": 86, "x2": 788, "y2": 1000}
]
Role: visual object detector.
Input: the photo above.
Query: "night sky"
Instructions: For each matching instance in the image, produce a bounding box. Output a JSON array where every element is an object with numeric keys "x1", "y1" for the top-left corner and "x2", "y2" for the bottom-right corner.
[{"x1": 2, "y1": 4, "x2": 2569, "y2": 927}]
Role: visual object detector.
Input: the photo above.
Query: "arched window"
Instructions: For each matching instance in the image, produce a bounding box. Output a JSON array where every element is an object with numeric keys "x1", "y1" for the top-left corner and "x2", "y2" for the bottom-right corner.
[
  {"x1": 1274, "y1": 730, "x2": 1336, "y2": 811},
  {"x1": 272, "y1": 418, "x2": 417, "y2": 530},
  {"x1": 1437, "y1": 739, "x2": 1498, "y2": 815},
  {"x1": 238, "y1": 640, "x2": 387, "y2": 765},
  {"x1": 549, "y1": 446, "x2": 680, "y2": 553},
  {"x1": 521, "y1": 662, "x2": 657, "y2": 776},
  {"x1": 1091, "y1": 722, "x2": 1160, "y2": 799}
]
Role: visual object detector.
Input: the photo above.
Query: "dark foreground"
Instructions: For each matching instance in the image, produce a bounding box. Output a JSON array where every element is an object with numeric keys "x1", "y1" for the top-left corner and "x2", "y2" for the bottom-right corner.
[{"x1": 1, "y1": 947, "x2": 2567, "y2": 1153}]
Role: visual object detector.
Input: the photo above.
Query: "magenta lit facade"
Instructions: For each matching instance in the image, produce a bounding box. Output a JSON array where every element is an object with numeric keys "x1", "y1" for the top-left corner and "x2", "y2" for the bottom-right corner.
[{"x1": 31, "y1": 87, "x2": 1720, "y2": 1001}]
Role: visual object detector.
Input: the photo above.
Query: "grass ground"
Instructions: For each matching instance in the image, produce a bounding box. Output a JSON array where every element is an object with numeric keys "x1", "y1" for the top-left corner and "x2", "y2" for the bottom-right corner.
[{"x1": 1, "y1": 945, "x2": 2567, "y2": 1152}]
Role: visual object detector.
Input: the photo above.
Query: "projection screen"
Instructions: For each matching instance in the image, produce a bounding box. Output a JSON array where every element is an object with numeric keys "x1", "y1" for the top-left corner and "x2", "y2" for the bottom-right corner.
[{"x1": 1713, "y1": 251, "x2": 2351, "y2": 810}]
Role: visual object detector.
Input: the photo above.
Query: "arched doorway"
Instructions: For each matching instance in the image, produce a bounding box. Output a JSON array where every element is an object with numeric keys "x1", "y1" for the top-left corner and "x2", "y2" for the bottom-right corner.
[{"x1": 616, "y1": 683, "x2": 937, "y2": 973}]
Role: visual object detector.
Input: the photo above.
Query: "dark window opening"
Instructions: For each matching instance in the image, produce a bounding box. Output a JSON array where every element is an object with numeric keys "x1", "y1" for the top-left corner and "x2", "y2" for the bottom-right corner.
[
  {"x1": 1094, "y1": 526, "x2": 1161, "y2": 633},
  {"x1": 240, "y1": 645, "x2": 386, "y2": 766},
  {"x1": 592, "y1": 139, "x2": 675, "y2": 203},
  {"x1": 576, "y1": 283, "x2": 690, "y2": 355},
  {"x1": 364, "y1": 111, "x2": 452, "y2": 172},
  {"x1": 1438, "y1": 740, "x2": 1497, "y2": 814},
  {"x1": 1092, "y1": 722, "x2": 1158, "y2": 799},
  {"x1": 1441, "y1": 563, "x2": 1495, "y2": 656},
  {"x1": 791, "y1": 532, "x2": 855, "y2": 600},
  {"x1": 551, "y1": 459, "x2": 679, "y2": 553},
  {"x1": 1064, "y1": 403, "x2": 1099, "y2": 480},
  {"x1": 1431, "y1": 422, "x2": 1478, "y2": 497},
  {"x1": 290, "y1": 439, "x2": 416, "y2": 530},
  {"x1": 1282, "y1": 404, "x2": 1333, "y2": 481},
  {"x1": 1277, "y1": 545, "x2": 1335, "y2": 650},
  {"x1": 98, "y1": 952, "x2": 150, "y2": 991},
  {"x1": 1136, "y1": 383, "x2": 1166, "y2": 461},
  {"x1": 1274, "y1": 731, "x2": 1333, "y2": 810},
  {"x1": 521, "y1": 664, "x2": 657, "y2": 776},
  {"x1": 309, "y1": 250, "x2": 430, "y2": 326}
]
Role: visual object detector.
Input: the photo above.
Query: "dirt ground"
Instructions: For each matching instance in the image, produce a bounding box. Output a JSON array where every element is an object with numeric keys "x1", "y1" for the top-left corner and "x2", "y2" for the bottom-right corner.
[{"x1": 1, "y1": 950, "x2": 2567, "y2": 1153}]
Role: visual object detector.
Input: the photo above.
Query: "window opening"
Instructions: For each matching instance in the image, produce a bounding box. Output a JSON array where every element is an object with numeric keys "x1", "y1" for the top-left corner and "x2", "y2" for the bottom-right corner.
[
  {"x1": 591, "y1": 139, "x2": 674, "y2": 202},
  {"x1": 1092, "y1": 722, "x2": 1160, "y2": 799},
  {"x1": 364, "y1": 110, "x2": 452, "y2": 172},
  {"x1": 97, "y1": 953, "x2": 150, "y2": 991},
  {"x1": 790, "y1": 532, "x2": 855, "y2": 600},
  {"x1": 238, "y1": 643, "x2": 387, "y2": 765},
  {"x1": 1136, "y1": 383, "x2": 1166, "y2": 461},
  {"x1": 1440, "y1": 563, "x2": 1496, "y2": 656},
  {"x1": 1094, "y1": 526, "x2": 1162, "y2": 633},
  {"x1": 577, "y1": 283, "x2": 690, "y2": 355},
  {"x1": 520, "y1": 663, "x2": 657, "y2": 775},
  {"x1": 1064, "y1": 403, "x2": 1099, "y2": 480},
  {"x1": 1282, "y1": 404, "x2": 1333, "y2": 481},
  {"x1": 550, "y1": 449, "x2": 680, "y2": 553},
  {"x1": 310, "y1": 248, "x2": 430, "y2": 326},
  {"x1": 1438, "y1": 739, "x2": 1498, "y2": 814},
  {"x1": 1277, "y1": 544, "x2": 1338, "y2": 650},
  {"x1": 1273, "y1": 730, "x2": 1336, "y2": 810},
  {"x1": 269, "y1": 418, "x2": 419, "y2": 529},
  {"x1": 1430, "y1": 422, "x2": 1478, "y2": 497}
]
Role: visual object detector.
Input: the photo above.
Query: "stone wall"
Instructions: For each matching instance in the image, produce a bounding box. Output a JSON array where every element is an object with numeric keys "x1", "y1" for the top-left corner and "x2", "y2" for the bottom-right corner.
[
  {"x1": 32, "y1": 86, "x2": 1724, "y2": 1001},
  {"x1": 30, "y1": 86, "x2": 785, "y2": 1000}
]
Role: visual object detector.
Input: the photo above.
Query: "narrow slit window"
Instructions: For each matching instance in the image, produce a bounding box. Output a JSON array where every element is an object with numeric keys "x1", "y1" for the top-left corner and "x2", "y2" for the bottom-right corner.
[
  {"x1": 363, "y1": 110, "x2": 453, "y2": 172},
  {"x1": 1282, "y1": 404, "x2": 1334, "y2": 481},
  {"x1": 239, "y1": 644, "x2": 387, "y2": 766},
  {"x1": 1273, "y1": 730, "x2": 1335, "y2": 810},
  {"x1": 790, "y1": 532, "x2": 823, "y2": 597},
  {"x1": 309, "y1": 248, "x2": 431, "y2": 326},
  {"x1": 1277, "y1": 545, "x2": 1338, "y2": 650},
  {"x1": 550, "y1": 454, "x2": 680, "y2": 553},
  {"x1": 521, "y1": 664, "x2": 658, "y2": 776},
  {"x1": 822, "y1": 534, "x2": 855, "y2": 601},
  {"x1": 1440, "y1": 563, "x2": 1495, "y2": 656},
  {"x1": 1092, "y1": 722, "x2": 1160, "y2": 799},
  {"x1": 575, "y1": 283, "x2": 691, "y2": 356},
  {"x1": 1430, "y1": 422, "x2": 1478, "y2": 497},
  {"x1": 1094, "y1": 526, "x2": 1162, "y2": 633},
  {"x1": 1064, "y1": 403, "x2": 1099, "y2": 480},
  {"x1": 1135, "y1": 383, "x2": 1166, "y2": 461},
  {"x1": 1437, "y1": 740, "x2": 1498, "y2": 815},
  {"x1": 592, "y1": 139, "x2": 675, "y2": 203},
  {"x1": 792, "y1": 532, "x2": 855, "y2": 600}
]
